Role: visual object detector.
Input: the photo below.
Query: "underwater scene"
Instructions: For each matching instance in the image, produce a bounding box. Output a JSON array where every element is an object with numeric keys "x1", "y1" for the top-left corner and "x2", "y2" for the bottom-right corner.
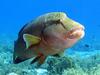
[{"x1": 0, "y1": 0, "x2": 100, "y2": 75}]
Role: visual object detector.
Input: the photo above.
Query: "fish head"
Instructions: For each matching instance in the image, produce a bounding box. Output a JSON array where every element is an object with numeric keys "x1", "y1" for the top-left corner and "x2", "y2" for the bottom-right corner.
[{"x1": 42, "y1": 12, "x2": 85, "y2": 49}]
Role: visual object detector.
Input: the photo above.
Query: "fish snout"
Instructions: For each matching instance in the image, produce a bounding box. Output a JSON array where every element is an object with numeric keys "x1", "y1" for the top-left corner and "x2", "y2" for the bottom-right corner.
[
  {"x1": 65, "y1": 25, "x2": 85, "y2": 39},
  {"x1": 71, "y1": 28, "x2": 85, "y2": 39}
]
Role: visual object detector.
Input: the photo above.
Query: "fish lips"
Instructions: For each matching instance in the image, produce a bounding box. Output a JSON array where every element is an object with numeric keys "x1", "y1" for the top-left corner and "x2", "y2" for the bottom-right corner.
[{"x1": 65, "y1": 26, "x2": 85, "y2": 39}]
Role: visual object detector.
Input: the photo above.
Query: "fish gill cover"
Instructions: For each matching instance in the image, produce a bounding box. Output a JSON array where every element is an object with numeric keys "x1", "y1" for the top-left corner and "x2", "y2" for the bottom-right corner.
[{"x1": 0, "y1": 0, "x2": 100, "y2": 75}]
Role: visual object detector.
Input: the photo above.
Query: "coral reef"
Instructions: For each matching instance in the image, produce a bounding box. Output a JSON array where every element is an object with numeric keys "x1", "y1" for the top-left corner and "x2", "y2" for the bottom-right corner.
[
  {"x1": 0, "y1": 34, "x2": 100, "y2": 75},
  {"x1": 62, "y1": 52, "x2": 100, "y2": 75},
  {"x1": 43, "y1": 56, "x2": 75, "y2": 75}
]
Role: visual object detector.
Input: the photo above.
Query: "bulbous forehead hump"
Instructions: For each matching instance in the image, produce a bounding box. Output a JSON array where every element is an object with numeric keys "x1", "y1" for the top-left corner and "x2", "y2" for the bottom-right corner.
[{"x1": 36, "y1": 12, "x2": 68, "y2": 23}]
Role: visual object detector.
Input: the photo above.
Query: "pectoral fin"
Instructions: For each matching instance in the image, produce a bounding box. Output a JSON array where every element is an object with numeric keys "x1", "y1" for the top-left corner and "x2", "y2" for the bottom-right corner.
[{"x1": 23, "y1": 34, "x2": 41, "y2": 49}]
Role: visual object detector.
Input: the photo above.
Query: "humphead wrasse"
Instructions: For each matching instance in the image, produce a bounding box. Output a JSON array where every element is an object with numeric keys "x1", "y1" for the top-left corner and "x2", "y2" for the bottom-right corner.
[{"x1": 13, "y1": 12, "x2": 85, "y2": 66}]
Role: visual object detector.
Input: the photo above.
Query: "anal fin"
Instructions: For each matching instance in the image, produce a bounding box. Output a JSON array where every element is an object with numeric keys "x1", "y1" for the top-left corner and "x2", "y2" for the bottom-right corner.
[
  {"x1": 30, "y1": 54, "x2": 46, "y2": 67},
  {"x1": 30, "y1": 55, "x2": 41, "y2": 64}
]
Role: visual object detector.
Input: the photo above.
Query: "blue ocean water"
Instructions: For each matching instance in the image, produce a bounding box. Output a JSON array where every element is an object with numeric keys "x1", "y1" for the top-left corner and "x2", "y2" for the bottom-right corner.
[{"x1": 0, "y1": 0, "x2": 100, "y2": 75}]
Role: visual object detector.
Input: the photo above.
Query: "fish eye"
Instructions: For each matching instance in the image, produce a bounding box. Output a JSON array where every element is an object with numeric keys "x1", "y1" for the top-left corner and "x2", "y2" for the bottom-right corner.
[
  {"x1": 52, "y1": 19, "x2": 67, "y2": 30},
  {"x1": 44, "y1": 19, "x2": 67, "y2": 31},
  {"x1": 60, "y1": 22, "x2": 66, "y2": 29}
]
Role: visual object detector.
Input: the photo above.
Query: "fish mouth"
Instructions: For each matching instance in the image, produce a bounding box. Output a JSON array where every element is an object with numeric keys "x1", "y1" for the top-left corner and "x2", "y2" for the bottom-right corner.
[{"x1": 65, "y1": 26, "x2": 85, "y2": 39}]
